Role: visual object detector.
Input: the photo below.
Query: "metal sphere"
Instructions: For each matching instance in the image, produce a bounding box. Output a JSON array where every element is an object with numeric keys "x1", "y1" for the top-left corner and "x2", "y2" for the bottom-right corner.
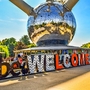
[{"x1": 27, "y1": 2, "x2": 76, "y2": 46}]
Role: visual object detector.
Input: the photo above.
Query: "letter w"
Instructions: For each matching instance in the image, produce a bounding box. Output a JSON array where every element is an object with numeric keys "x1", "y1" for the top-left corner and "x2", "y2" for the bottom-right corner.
[{"x1": 27, "y1": 55, "x2": 45, "y2": 74}]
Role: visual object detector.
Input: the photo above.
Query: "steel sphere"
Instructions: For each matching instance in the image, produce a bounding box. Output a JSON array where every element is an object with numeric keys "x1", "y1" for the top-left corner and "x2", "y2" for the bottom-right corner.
[{"x1": 27, "y1": 2, "x2": 76, "y2": 46}]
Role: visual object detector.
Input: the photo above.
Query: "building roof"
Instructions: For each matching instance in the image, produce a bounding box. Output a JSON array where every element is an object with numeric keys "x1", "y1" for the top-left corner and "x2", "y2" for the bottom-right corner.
[{"x1": 13, "y1": 45, "x2": 90, "y2": 53}]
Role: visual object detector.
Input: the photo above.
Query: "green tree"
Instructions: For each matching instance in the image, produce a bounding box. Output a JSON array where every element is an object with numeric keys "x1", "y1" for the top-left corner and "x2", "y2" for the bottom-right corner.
[
  {"x1": 1, "y1": 37, "x2": 17, "y2": 56},
  {"x1": 2, "y1": 38, "x2": 9, "y2": 46},
  {"x1": 81, "y1": 42, "x2": 90, "y2": 48},
  {"x1": 20, "y1": 35, "x2": 30, "y2": 45},
  {"x1": 14, "y1": 41, "x2": 27, "y2": 50},
  {"x1": 0, "y1": 41, "x2": 2, "y2": 45},
  {"x1": 8, "y1": 43, "x2": 16, "y2": 56},
  {"x1": 28, "y1": 43, "x2": 36, "y2": 48},
  {"x1": 8, "y1": 38, "x2": 17, "y2": 56},
  {"x1": 9, "y1": 37, "x2": 16, "y2": 44},
  {"x1": 0, "y1": 45, "x2": 9, "y2": 57}
]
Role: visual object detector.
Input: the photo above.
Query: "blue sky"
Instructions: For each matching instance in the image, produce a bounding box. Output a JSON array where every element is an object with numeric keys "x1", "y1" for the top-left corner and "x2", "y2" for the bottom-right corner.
[{"x1": 0, "y1": 0, "x2": 90, "y2": 47}]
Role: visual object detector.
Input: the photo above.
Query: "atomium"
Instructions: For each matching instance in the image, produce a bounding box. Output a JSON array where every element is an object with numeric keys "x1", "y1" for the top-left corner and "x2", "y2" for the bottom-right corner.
[
  {"x1": 9, "y1": 0, "x2": 79, "y2": 46},
  {"x1": 27, "y1": 2, "x2": 76, "y2": 46}
]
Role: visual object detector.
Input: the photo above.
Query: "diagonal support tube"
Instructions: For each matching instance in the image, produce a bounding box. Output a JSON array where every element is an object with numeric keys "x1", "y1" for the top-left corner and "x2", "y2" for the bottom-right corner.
[
  {"x1": 46, "y1": 0, "x2": 54, "y2": 2},
  {"x1": 64, "y1": 0, "x2": 79, "y2": 11},
  {"x1": 9, "y1": 0, "x2": 36, "y2": 16}
]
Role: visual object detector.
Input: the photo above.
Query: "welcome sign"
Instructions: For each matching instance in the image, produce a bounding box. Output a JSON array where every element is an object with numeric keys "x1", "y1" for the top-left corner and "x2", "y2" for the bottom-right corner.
[
  {"x1": 0, "y1": 51, "x2": 90, "y2": 79},
  {"x1": 27, "y1": 53, "x2": 90, "y2": 74}
]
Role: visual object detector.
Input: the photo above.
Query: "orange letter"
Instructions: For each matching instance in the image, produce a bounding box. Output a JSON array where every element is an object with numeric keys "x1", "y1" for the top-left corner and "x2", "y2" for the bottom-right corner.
[
  {"x1": 85, "y1": 53, "x2": 89, "y2": 65},
  {"x1": 71, "y1": 54, "x2": 78, "y2": 67},
  {"x1": 55, "y1": 54, "x2": 64, "y2": 70},
  {"x1": 80, "y1": 54, "x2": 85, "y2": 65}
]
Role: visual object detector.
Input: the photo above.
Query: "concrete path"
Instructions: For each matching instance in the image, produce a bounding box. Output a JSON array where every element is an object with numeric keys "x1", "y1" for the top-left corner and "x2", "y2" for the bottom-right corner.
[
  {"x1": 0, "y1": 65, "x2": 90, "y2": 90},
  {"x1": 47, "y1": 72, "x2": 90, "y2": 90}
]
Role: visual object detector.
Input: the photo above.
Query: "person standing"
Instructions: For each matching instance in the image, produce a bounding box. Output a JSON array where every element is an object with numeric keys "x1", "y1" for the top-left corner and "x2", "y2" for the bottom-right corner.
[{"x1": 18, "y1": 54, "x2": 28, "y2": 75}]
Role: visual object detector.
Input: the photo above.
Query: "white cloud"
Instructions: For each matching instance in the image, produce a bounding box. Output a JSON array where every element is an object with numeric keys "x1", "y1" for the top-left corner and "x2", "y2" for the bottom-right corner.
[
  {"x1": 10, "y1": 18, "x2": 27, "y2": 22},
  {"x1": 0, "y1": 19, "x2": 11, "y2": 22},
  {"x1": 0, "y1": 18, "x2": 27, "y2": 23}
]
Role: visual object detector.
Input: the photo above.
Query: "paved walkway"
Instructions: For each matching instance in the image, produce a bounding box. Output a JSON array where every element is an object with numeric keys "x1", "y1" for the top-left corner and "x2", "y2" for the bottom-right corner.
[
  {"x1": 0, "y1": 65, "x2": 90, "y2": 90},
  {"x1": 47, "y1": 72, "x2": 90, "y2": 90}
]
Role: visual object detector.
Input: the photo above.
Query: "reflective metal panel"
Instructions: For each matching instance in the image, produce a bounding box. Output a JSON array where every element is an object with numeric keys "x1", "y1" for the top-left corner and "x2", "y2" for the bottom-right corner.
[{"x1": 27, "y1": 2, "x2": 76, "y2": 46}]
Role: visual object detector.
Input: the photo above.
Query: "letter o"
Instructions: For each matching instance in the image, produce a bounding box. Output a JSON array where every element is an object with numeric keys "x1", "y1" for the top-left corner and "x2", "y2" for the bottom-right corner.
[
  {"x1": 0, "y1": 63, "x2": 10, "y2": 78},
  {"x1": 10, "y1": 61, "x2": 20, "y2": 76},
  {"x1": 71, "y1": 54, "x2": 78, "y2": 67}
]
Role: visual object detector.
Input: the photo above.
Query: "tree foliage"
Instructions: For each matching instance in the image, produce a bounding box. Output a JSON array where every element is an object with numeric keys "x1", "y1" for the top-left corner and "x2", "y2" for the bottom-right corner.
[
  {"x1": 1, "y1": 37, "x2": 17, "y2": 56},
  {"x1": 0, "y1": 35, "x2": 36, "y2": 56},
  {"x1": 0, "y1": 40, "x2": 2, "y2": 45},
  {"x1": 81, "y1": 42, "x2": 90, "y2": 48},
  {"x1": 14, "y1": 41, "x2": 27, "y2": 50},
  {"x1": 28, "y1": 43, "x2": 36, "y2": 48},
  {"x1": 0, "y1": 45, "x2": 9, "y2": 57},
  {"x1": 19, "y1": 35, "x2": 30, "y2": 45}
]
